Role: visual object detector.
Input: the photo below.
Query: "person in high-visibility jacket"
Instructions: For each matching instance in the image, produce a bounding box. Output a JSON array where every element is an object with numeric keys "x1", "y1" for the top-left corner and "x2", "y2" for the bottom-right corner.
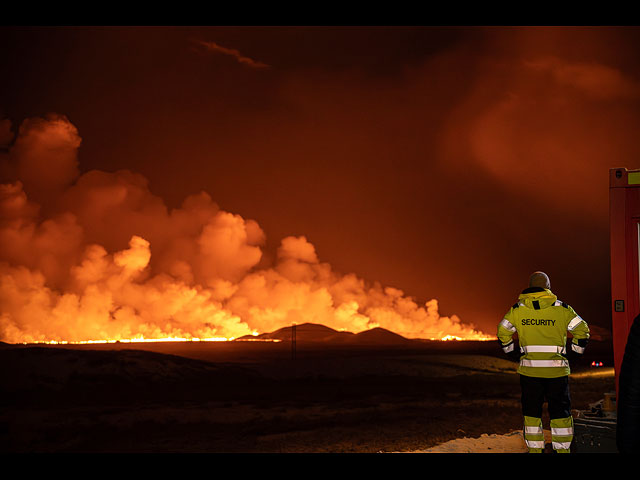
[{"x1": 497, "y1": 271, "x2": 590, "y2": 453}]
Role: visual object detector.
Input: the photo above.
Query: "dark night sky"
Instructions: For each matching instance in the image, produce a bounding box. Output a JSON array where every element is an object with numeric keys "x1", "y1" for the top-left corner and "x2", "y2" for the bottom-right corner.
[{"x1": 2, "y1": 25, "x2": 640, "y2": 339}]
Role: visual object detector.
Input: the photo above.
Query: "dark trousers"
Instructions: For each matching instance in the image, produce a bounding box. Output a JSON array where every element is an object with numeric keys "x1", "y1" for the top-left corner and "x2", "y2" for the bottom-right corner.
[{"x1": 520, "y1": 374, "x2": 571, "y2": 419}]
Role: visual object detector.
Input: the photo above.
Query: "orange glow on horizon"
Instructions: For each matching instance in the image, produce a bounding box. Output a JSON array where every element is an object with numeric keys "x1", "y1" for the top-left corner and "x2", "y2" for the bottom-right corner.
[{"x1": 17, "y1": 330, "x2": 495, "y2": 345}]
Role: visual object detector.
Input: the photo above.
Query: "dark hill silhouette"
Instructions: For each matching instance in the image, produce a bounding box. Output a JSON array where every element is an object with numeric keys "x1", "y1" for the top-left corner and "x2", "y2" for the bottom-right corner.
[
  {"x1": 237, "y1": 322, "x2": 353, "y2": 343},
  {"x1": 353, "y1": 327, "x2": 412, "y2": 345},
  {"x1": 236, "y1": 322, "x2": 413, "y2": 345}
]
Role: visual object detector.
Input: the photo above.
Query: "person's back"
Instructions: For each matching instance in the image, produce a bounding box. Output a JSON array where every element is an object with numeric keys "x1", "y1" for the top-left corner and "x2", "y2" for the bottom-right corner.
[{"x1": 497, "y1": 271, "x2": 590, "y2": 453}]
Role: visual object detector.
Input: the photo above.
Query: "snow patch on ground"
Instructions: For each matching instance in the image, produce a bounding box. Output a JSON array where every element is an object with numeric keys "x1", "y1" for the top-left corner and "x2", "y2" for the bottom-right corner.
[{"x1": 402, "y1": 430, "x2": 552, "y2": 453}]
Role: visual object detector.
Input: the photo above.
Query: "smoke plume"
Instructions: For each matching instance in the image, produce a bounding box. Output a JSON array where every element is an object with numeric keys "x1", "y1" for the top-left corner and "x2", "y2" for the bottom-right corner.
[{"x1": 0, "y1": 115, "x2": 487, "y2": 343}]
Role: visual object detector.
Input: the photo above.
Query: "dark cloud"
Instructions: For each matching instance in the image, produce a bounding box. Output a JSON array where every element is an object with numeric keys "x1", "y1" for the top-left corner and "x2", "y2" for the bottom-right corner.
[{"x1": 192, "y1": 38, "x2": 271, "y2": 69}]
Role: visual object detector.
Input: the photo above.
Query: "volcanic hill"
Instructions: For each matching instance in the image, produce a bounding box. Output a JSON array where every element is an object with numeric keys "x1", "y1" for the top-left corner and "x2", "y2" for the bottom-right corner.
[{"x1": 235, "y1": 322, "x2": 413, "y2": 345}]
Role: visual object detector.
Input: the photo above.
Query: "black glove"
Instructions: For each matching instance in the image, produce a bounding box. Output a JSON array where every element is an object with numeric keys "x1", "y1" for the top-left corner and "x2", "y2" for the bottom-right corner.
[
  {"x1": 565, "y1": 338, "x2": 588, "y2": 363},
  {"x1": 508, "y1": 349, "x2": 522, "y2": 362},
  {"x1": 500, "y1": 340, "x2": 521, "y2": 362}
]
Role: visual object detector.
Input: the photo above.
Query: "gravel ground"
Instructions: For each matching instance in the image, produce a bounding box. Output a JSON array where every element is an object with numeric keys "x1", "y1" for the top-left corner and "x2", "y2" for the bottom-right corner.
[{"x1": 0, "y1": 343, "x2": 615, "y2": 453}]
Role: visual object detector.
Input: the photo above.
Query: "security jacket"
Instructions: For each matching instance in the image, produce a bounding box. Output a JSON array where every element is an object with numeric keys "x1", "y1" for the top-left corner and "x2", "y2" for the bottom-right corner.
[{"x1": 497, "y1": 287, "x2": 590, "y2": 378}]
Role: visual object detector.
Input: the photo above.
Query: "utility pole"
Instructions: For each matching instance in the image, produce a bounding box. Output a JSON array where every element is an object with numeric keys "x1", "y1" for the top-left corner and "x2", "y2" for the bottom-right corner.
[{"x1": 291, "y1": 323, "x2": 297, "y2": 360}]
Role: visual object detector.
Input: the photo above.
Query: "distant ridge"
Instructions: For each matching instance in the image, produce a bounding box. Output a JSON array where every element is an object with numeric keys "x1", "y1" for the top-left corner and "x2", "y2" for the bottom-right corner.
[
  {"x1": 235, "y1": 322, "x2": 414, "y2": 345},
  {"x1": 353, "y1": 327, "x2": 412, "y2": 345}
]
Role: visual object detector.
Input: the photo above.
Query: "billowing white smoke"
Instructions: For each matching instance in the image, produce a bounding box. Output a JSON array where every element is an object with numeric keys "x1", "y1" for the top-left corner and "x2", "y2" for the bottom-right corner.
[{"x1": 0, "y1": 114, "x2": 488, "y2": 343}]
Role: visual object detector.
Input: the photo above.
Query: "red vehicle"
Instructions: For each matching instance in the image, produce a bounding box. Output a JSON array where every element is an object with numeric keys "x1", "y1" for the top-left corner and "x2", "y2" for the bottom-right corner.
[
  {"x1": 610, "y1": 167, "x2": 640, "y2": 395},
  {"x1": 573, "y1": 167, "x2": 640, "y2": 452}
]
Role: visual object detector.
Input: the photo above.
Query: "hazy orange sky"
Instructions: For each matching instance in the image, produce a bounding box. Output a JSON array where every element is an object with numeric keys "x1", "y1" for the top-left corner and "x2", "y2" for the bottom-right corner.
[{"x1": 2, "y1": 26, "x2": 640, "y2": 341}]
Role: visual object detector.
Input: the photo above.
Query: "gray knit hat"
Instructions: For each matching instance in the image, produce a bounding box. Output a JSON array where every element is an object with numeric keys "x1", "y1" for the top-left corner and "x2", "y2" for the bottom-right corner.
[{"x1": 529, "y1": 271, "x2": 550, "y2": 289}]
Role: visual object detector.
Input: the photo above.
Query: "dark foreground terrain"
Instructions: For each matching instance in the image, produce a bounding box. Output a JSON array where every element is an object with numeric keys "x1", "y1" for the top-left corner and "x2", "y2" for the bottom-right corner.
[{"x1": 0, "y1": 337, "x2": 615, "y2": 453}]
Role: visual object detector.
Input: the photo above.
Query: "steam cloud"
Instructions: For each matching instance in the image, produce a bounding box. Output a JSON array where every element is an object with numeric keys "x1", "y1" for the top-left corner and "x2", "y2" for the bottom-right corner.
[
  {"x1": 0, "y1": 114, "x2": 486, "y2": 343},
  {"x1": 439, "y1": 45, "x2": 640, "y2": 222}
]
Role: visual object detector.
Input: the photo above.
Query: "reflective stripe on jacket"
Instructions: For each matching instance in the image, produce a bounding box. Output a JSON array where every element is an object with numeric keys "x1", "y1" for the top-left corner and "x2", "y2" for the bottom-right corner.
[{"x1": 497, "y1": 287, "x2": 590, "y2": 378}]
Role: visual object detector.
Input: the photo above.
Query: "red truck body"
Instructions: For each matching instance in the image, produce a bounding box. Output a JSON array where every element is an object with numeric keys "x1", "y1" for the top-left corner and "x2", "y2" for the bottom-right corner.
[{"x1": 609, "y1": 167, "x2": 640, "y2": 396}]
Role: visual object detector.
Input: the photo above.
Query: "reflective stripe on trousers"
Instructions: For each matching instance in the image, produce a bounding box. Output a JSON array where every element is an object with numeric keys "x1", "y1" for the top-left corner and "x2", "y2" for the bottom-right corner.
[
  {"x1": 526, "y1": 440, "x2": 545, "y2": 449},
  {"x1": 552, "y1": 441, "x2": 572, "y2": 450},
  {"x1": 551, "y1": 427, "x2": 574, "y2": 436}
]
